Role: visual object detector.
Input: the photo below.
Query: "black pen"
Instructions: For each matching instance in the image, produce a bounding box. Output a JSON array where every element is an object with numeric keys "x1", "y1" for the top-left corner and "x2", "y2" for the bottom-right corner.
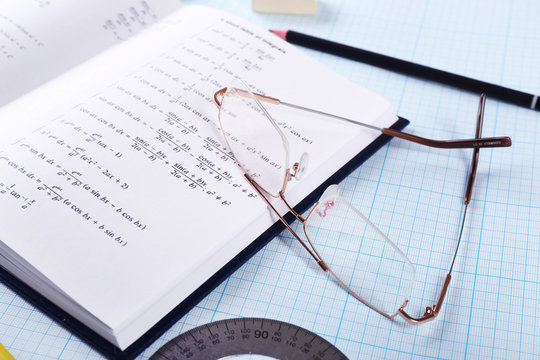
[{"x1": 271, "y1": 29, "x2": 540, "y2": 111}]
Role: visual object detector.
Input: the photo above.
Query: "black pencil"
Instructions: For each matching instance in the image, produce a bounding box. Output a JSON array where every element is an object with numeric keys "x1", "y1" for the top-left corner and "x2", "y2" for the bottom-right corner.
[{"x1": 271, "y1": 29, "x2": 540, "y2": 111}]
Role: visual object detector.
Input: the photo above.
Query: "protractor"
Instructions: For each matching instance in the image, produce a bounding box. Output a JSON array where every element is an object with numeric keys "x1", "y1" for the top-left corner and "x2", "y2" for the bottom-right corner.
[{"x1": 150, "y1": 317, "x2": 348, "y2": 360}]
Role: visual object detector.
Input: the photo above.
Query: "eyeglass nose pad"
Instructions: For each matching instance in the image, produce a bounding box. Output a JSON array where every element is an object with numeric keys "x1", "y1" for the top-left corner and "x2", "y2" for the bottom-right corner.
[
  {"x1": 319, "y1": 184, "x2": 340, "y2": 201},
  {"x1": 294, "y1": 152, "x2": 309, "y2": 181}
]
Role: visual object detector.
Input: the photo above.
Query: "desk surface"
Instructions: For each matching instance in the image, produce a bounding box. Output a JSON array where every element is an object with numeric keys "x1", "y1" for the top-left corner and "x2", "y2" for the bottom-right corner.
[{"x1": 1, "y1": 0, "x2": 539, "y2": 359}]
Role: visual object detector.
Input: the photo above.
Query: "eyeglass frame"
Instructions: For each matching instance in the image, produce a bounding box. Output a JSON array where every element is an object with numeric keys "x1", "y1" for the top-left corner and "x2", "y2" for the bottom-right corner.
[{"x1": 213, "y1": 85, "x2": 509, "y2": 324}]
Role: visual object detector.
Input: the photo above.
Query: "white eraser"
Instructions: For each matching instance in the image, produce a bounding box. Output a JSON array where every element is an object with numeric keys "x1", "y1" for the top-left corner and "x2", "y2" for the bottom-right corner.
[{"x1": 252, "y1": 0, "x2": 317, "y2": 15}]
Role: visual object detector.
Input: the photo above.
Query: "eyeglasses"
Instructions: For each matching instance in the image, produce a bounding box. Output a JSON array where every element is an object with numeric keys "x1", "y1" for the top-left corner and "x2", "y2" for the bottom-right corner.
[{"x1": 213, "y1": 80, "x2": 511, "y2": 324}]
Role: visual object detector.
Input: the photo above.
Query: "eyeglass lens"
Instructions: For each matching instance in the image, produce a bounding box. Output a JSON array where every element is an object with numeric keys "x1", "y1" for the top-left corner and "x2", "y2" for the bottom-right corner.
[
  {"x1": 217, "y1": 80, "x2": 290, "y2": 197},
  {"x1": 305, "y1": 193, "x2": 415, "y2": 316}
]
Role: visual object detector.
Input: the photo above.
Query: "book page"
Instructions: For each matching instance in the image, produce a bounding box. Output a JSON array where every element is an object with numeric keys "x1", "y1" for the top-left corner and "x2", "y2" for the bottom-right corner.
[
  {"x1": 0, "y1": 0, "x2": 180, "y2": 107},
  {"x1": 0, "y1": 6, "x2": 395, "y2": 348}
]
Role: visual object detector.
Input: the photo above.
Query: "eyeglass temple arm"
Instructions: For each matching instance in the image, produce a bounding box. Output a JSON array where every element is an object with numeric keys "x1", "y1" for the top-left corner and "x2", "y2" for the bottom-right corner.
[
  {"x1": 380, "y1": 127, "x2": 510, "y2": 149},
  {"x1": 464, "y1": 93, "x2": 485, "y2": 204},
  {"x1": 398, "y1": 94, "x2": 486, "y2": 325},
  {"x1": 213, "y1": 88, "x2": 511, "y2": 149}
]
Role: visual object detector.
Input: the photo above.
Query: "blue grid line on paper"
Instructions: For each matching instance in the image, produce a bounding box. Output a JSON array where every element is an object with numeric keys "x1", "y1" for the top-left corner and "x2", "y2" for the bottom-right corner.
[
  {"x1": 487, "y1": 104, "x2": 507, "y2": 360},
  {"x1": 482, "y1": 20, "x2": 516, "y2": 359},
  {"x1": 0, "y1": 0, "x2": 539, "y2": 359}
]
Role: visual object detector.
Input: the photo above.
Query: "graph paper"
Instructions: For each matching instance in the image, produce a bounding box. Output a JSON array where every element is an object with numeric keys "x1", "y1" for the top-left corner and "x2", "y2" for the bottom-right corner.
[{"x1": 1, "y1": 0, "x2": 539, "y2": 359}]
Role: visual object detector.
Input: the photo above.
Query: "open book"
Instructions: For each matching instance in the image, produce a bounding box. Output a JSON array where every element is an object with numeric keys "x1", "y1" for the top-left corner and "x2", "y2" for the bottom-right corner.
[{"x1": 0, "y1": 0, "x2": 404, "y2": 358}]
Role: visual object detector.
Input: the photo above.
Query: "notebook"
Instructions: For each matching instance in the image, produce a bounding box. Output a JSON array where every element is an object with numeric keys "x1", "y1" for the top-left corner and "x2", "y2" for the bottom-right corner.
[{"x1": 0, "y1": 1, "x2": 406, "y2": 358}]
